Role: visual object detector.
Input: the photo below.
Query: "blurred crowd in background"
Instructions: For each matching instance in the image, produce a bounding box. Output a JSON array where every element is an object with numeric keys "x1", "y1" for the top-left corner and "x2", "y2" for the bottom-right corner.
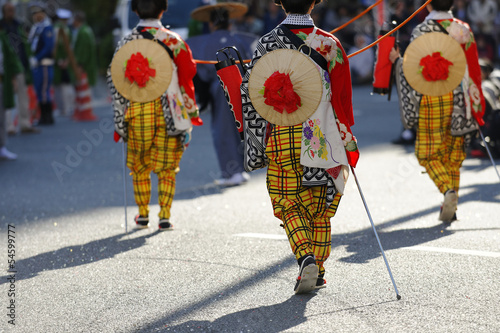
[
  {"x1": 187, "y1": 0, "x2": 500, "y2": 82},
  {"x1": 0, "y1": 1, "x2": 98, "y2": 160},
  {"x1": 1, "y1": 0, "x2": 499, "y2": 161},
  {"x1": 191, "y1": 0, "x2": 500, "y2": 157}
]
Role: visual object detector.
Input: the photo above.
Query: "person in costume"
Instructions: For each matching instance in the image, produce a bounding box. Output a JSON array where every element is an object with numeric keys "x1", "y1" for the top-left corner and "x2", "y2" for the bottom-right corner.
[
  {"x1": 72, "y1": 11, "x2": 98, "y2": 122},
  {"x1": 240, "y1": 0, "x2": 359, "y2": 294},
  {"x1": 468, "y1": 58, "x2": 500, "y2": 158},
  {"x1": 107, "y1": 0, "x2": 203, "y2": 230},
  {"x1": 389, "y1": 0, "x2": 485, "y2": 224},
  {"x1": 477, "y1": 59, "x2": 500, "y2": 157},
  {"x1": 53, "y1": 8, "x2": 74, "y2": 117},
  {"x1": 28, "y1": 3, "x2": 55, "y2": 125},
  {"x1": 0, "y1": 2, "x2": 38, "y2": 134},
  {"x1": 0, "y1": 24, "x2": 22, "y2": 160},
  {"x1": 186, "y1": 1, "x2": 257, "y2": 186}
]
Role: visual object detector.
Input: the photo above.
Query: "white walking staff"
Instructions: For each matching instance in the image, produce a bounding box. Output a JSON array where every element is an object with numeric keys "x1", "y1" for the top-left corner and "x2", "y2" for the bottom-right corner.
[
  {"x1": 122, "y1": 141, "x2": 128, "y2": 233},
  {"x1": 351, "y1": 166, "x2": 401, "y2": 300},
  {"x1": 478, "y1": 127, "x2": 500, "y2": 182}
]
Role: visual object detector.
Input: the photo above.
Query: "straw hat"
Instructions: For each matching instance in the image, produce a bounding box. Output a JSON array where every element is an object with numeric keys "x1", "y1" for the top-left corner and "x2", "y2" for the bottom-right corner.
[
  {"x1": 190, "y1": 2, "x2": 248, "y2": 22},
  {"x1": 403, "y1": 32, "x2": 466, "y2": 97},
  {"x1": 110, "y1": 39, "x2": 173, "y2": 103},
  {"x1": 248, "y1": 49, "x2": 323, "y2": 126}
]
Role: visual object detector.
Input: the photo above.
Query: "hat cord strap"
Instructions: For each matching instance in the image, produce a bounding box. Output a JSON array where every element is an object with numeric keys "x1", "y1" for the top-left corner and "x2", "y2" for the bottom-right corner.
[
  {"x1": 138, "y1": 28, "x2": 174, "y2": 60},
  {"x1": 430, "y1": 19, "x2": 449, "y2": 35}
]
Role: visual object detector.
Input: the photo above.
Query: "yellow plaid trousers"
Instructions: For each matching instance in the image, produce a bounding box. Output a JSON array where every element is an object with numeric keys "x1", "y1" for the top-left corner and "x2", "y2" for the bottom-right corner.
[
  {"x1": 416, "y1": 93, "x2": 465, "y2": 195},
  {"x1": 266, "y1": 125, "x2": 342, "y2": 277},
  {"x1": 125, "y1": 98, "x2": 183, "y2": 219}
]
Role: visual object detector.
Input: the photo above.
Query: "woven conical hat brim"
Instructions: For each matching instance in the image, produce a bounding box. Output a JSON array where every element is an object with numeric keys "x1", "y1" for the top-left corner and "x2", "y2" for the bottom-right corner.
[
  {"x1": 191, "y1": 3, "x2": 248, "y2": 22},
  {"x1": 110, "y1": 39, "x2": 172, "y2": 103},
  {"x1": 248, "y1": 49, "x2": 322, "y2": 126},
  {"x1": 403, "y1": 32, "x2": 466, "y2": 97}
]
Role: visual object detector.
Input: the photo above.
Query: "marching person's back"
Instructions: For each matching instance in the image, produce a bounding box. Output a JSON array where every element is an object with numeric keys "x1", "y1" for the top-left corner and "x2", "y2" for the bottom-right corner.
[
  {"x1": 241, "y1": 0, "x2": 359, "y2": 294},
  {"x1": 390, "y1": 0, "x2": 486, "y2": 224},
  {"x1": 107, "y1": 0, "x2": 203, "y2": 231}
]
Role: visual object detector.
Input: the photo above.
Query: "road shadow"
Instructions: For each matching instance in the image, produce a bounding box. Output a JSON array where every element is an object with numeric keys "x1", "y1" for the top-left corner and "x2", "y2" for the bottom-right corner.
[
  {"x1": 127, "y1": 253, "x2": 402, "y2": 332},
  {"x1": 128, "y1": 255, "x2": 312, "y2": 332},
  {"x1": 159, "y1": 297, "x2": 400, "y2": 333},
  {"x1": 0, "y1": 229, "x2": 159, "y2": 284},
  {"x1": 462, "y1": 156, "x2": 500, "y2": 171},
  {"x1": 459, "y1": 181, "x2": 500, "y2": 203},
  {"x1": 331, "y1": 180, "x2": 499, "y2": 264},
  {"x1": 157, "y1": 295, "x2": 315, "y2": 333},
  {"x1": 333, "y1": 224, "x2": 454, "y2": 264}
]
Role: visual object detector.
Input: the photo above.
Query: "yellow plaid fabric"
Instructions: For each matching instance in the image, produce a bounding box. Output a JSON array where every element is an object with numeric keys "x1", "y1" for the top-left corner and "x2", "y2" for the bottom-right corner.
[
  {"x1": 416, "y1": 93, "x2": 465, "y2": 194},
  {"x1": 126, "y1": 98, "x2": 183, "y2": 219},
  {"x1": 266, "y1": 125, "x2": 342, "y2": 276}
]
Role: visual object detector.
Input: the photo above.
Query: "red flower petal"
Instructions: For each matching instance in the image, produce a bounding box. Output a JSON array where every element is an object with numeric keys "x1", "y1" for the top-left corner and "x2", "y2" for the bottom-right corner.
[
  {"x1": 419, "y1": 52, "x2": 453, "y2": 82},
  {"x1": 125, "y1": 52, "x2": 156, "y2": 88},
  {"x1": 262, "y1": 71, "x2": 301, "y2": 114}
]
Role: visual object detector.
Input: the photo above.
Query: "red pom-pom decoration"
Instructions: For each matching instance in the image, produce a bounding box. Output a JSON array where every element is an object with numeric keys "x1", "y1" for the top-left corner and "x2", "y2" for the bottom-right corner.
[
  {"x1": 262, "y1": 71, "x2": 302, "y2": 114},
  {"x1": 419, "y1": 52, "x2": 453, "y2": 82},
  {"x1": 125, "y1": 52, "x2": 156, "y2": 88}
]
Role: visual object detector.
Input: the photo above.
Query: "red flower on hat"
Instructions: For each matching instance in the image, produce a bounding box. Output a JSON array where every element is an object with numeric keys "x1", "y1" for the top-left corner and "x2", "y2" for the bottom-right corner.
[
  {"x1": 124, "y1": 52, "x2": 156, "y2": 88},
  {"x1": 261, "y1": 71, "x2": 301, "y2": 114},
  {"x1": 419, "y1": 52, "x2": 453, "y2": 82}
]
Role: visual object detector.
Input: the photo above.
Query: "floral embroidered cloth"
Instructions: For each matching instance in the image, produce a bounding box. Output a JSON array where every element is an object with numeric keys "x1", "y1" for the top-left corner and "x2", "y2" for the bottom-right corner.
[
  {"x1": 240, "y1": 17, "x2": 359, "y2": 202},
  {"x1": 139, "y1": 24, "x2": 198, "y2": 120},
  {"x1": 107, "y1": 19, "x2": 200, "y2": 142},
  {"x1": 299, "y1": 44, "x2": 351, "y2": 194},
  {"x1": 292, "y1": 26, "x2": 359, "y2": 168},
  {"x1": 433, "y1": 17, "x2": 485, "y2": 125}
]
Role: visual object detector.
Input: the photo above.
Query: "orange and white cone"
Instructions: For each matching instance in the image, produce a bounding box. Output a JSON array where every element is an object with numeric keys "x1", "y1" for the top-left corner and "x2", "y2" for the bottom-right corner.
[
  {"x1": 28, "y1": 85, "x2": 40, "y2": 124},
  {"x1": 73, "y1": 71, "x2": 97, "y2": 122}
]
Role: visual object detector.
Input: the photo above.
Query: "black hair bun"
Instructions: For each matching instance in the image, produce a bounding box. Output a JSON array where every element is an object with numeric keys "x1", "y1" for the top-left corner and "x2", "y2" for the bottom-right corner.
[{"x1": 273, "y1": 0, "x2": 322, "y2": 6}]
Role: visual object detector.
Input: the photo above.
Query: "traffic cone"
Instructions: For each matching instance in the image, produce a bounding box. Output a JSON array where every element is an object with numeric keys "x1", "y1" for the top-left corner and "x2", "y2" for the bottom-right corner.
[
  {"x1": 73, "y1": 71, "x2": 97, "y2": 122},
  {"x1": 27, "y1": 85, "x2": 39, "y2": 124}
]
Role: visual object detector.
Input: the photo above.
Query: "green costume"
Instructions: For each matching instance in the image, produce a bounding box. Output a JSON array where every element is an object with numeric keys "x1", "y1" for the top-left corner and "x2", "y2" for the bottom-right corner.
[
  {"x1": 0, "y1": 30, "x2": 22, "y2": 109},
  {"x1": 73, "y1": 24, "x2": 97, "y2": 86}
]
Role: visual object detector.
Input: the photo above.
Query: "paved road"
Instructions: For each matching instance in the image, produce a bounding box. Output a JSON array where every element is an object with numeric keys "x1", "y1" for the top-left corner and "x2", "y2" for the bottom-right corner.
[{"x1": 0, "y1": 83, "x2": 499, "y2": 333}]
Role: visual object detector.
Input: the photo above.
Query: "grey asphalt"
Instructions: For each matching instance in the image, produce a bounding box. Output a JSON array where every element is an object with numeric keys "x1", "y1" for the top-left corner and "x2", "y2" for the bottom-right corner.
[{"x1": 0, "y1": 82, "x2": 499, "y2": 333}]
